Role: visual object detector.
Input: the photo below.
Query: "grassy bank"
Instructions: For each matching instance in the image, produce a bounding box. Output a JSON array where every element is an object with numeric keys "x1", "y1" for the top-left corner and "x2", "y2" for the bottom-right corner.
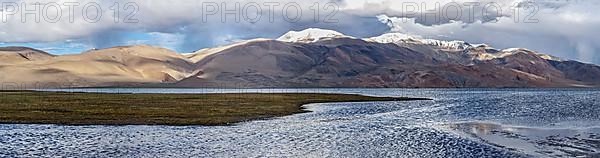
[{"x1": 0, "y1": 91, "x2": 428, "y2": 126}]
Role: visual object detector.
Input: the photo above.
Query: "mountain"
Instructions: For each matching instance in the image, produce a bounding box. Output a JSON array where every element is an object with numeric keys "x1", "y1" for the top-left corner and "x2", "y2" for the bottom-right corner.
[
  {"x1": 0, "y1": 47, "x2": 55, "y2": 64},
  {"x1": 277, "y1": 28, "x2": 351, "y2": 43},
  {"x1": 365, "y1": 33, "x2": 473, "y2": 51},
  {"x1": 1, "y1": 29, "x2": 599, "y2": 88},
  {"x1": 547, "y1": 60, "x2": 600, "y2": 84},
  {"x1": 0, "y1": 45, "x2": 196, "y2": 89},
  {"x1": 176, "y1": 29, "x2": 599, "y2": 88}
]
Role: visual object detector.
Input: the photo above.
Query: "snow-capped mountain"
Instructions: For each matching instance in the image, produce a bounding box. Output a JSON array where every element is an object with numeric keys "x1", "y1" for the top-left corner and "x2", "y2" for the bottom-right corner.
[
  {"x1": 501, "y1": 48, "x2": 562, "y2": 61},
  {"x1": 365, "y1": 33, "x2": 474, "y2": 50},
  {"x1": 278, "y1": 28, "x2": 480, "y2": 52},
  {"x1": 364, "y1": 33, "x2": 415, "y2": 44},
  {"x1": 277, "y1": 28, "x2": 351, "y2": 43},
  {"x1": 2, "y1": 28, "x2": 597, "y2": 88},
  {"x1": 277, "y1": 28, "x2": 565, "y2": 65},
  {"x1": 174, "y1": 29, "x2": 599, "y2": 88},
  {"x1": 468, "y1": 47, "x2": 563, "y2": 62},
  {"x1": 362, "y1": 30, "x2": 563, "y2": 62},
  {"x1": 419, "y1": 39, "x2": 473, "y2": 50}
]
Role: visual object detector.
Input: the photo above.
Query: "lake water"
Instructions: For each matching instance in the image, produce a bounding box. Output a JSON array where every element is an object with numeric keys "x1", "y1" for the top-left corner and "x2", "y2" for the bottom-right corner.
[{"x1": 1, "y1": 88, "x2": 600, "y2": 157}]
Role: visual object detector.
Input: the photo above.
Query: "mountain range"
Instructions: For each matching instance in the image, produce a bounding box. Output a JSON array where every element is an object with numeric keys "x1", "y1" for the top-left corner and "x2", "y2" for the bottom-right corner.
[{"x1": 1, "y1": 28, "x2": 599, "y2": 89}]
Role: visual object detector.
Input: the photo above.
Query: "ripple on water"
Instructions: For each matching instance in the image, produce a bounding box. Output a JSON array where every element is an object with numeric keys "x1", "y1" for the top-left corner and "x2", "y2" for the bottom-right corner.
[
  {"x1": 444, "y1": 122, "x2": 600, "y2": 157},
  {"x1": 1, "y1": 88, "x2": 600, "y2": 157}
]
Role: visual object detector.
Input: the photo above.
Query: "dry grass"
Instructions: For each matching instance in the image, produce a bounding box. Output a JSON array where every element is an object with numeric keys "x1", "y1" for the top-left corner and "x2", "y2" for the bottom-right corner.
[{"x1": 0, "y1": 91, "x2": 427, "y2": 126}]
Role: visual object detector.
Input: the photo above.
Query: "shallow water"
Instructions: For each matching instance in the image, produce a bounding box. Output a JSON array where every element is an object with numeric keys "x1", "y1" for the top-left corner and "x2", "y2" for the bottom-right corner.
[{"x1": 1, "y1": 88, "x2": 600, "y2": 157}]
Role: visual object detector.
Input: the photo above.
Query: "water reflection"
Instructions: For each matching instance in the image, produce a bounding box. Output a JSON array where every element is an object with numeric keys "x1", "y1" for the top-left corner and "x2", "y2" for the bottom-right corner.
[{"x1": 1, "y1": 88, "x2": 599, "y2": 157}]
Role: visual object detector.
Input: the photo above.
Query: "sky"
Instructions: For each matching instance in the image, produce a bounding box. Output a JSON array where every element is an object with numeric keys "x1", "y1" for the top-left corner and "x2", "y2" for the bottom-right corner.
[{"x1": 0, "y1": 0, "x2": 599, "y2": 64}]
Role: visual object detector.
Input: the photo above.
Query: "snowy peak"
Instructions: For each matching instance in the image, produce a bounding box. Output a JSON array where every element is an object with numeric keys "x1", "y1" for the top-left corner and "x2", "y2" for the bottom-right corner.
[
  {"x1": 537, "y1": 54, "x2": 562, "y2": 61},
  {"x1": 365, "y1": 33, "x2": 472, "y2": 50},
  {"x1": 277, "y1": 28, "x2": 350, "y2": 43},
  {"x1": 277, "y1": 28, "x2": 563, "y2": 62},
  {"x1": 501, "y1": 48, "x2": 562, "y2": 61},
  {"x1": 420, "y1": 39, "x2": 473, "y2": 50},
  {"x1": 472, "y1": 47, "x2": 562, "y2": 61},
  {"x1": 365, "y1": 33, "x2": 415, "y2": 44}
]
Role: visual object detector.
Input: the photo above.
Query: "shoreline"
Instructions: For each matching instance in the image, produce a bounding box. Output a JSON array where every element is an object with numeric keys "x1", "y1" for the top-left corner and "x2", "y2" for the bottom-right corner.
[{"x1": 0, "y1": 91, "x2": 430, "y2": 126}]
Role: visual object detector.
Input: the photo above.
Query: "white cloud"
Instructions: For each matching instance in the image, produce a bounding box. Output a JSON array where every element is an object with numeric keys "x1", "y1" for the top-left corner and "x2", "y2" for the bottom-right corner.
[
  {"x1": 0, "y1": 0, "x2": 598, "y2": 63},
  {"x1": 373, "y1": 0, "x2": 600, "y2": 64}
]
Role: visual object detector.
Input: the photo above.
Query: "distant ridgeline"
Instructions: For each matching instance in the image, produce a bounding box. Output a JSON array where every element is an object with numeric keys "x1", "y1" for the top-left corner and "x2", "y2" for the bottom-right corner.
[{"x1": 1, "y1": 28, "x2": 600, "y2": 89}]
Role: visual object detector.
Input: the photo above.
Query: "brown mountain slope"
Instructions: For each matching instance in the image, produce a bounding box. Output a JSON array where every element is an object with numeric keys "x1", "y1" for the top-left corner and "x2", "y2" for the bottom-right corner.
[
  {"x1": 175, "y1": 38, "x2": 593, "y2": 88},
  {"x1": 548, "y1": 60, "x2": 600, "y2": 84},
  {"x1": 0, "y1": 45, "x2": 196, "y2": 89},
  {"x1": 1, "y1": 29, "x2": 599, "y2": 88},
  {"x1": 0, "y1": 47, "x2": 55, "y2": 64}
]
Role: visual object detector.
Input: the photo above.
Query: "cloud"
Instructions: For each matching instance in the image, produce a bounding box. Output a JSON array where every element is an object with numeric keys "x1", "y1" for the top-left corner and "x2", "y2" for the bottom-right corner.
[
  {"x1": 373, "y1": 0, "x2": 600, "y2": 64},
  {"x1": 0, "y1": 0, "x2": 598, "y2": 64},
  {"x1": 2, "y1": 0, "x2": 377, "y2": 52},
  {"x1": 341, "y1": 0, "x2": 521, "y2": 25}
]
